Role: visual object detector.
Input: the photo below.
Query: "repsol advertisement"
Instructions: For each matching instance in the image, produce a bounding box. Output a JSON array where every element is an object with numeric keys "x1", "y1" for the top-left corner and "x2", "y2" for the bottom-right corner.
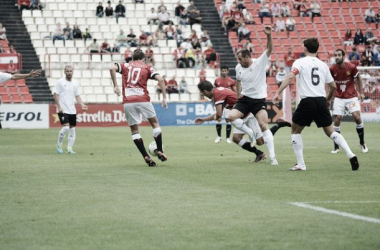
[{"x1": 0, "y1": 104, "x2": 49, "y2": 129}]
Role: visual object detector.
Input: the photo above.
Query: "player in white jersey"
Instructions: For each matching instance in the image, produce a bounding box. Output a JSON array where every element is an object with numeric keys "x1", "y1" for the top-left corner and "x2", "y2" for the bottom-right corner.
[
  {"x1": 228, "y1": 26, "x2": 278, "y2": 165},
  {"x1": 273, "y1": 38, "x2": 359, "y2": 171},
  {"x1": 54, "y1": 66, "x2": 88, "y2": 154}
]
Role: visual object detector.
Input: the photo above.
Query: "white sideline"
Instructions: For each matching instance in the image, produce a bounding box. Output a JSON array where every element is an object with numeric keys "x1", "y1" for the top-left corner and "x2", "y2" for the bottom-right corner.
[{"x1": 289, "y1": 202, "x2": 380, "y2": 224}]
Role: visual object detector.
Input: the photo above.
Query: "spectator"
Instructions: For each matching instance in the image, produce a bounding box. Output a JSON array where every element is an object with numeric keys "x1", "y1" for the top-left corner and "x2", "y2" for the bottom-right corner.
[
  {"x1": 191, "y1": 37, "x2": 201, "y2": 51},
  {"x1": 281, "y1": 2, "x2": 290, "y2": 17},
  {"x1": 275, "y1": 66, "x2": 286, "y2": 87},
  {"x1": 173, "y1": 46, "x2": 187, "y2": 68},
  {"x1": 124, "y1": 46, "x2": 133, "y2": 63},
  {"x1": 242, "y1": 9, "x2": 254, "y2": 24},
  {"x1": 167, "y1": 76, "x2": 179, "y2": 94},
  {"x1": 82, "y1": 28, "x2": 92, "y2": 42},
  {"x1": 285, "y1": 15, "x2": 296, "y2": 37},
  {"x1": 360, "y1": 54, "x2": 369, "y2": 66},
  {"x1": 7, "y1": 60, "x2": 18, "y2": 74},
  {"x1": 365, "y1": 28, "x2": 377, "y2": 44},
  {"x1": 100, "y1": 39, "x2": 111, "y2": 53},
  {"x1": 164, "y1": 24, "x2": 175, "y2": 40},
  {"x1": 116, "y1": 30, "x2": 128, "y2": 49},
  {"x1": 18, "y1": 0, "x2": 31, "y2": 11},
  {"x1": 310, "y1": 0, "x2": 321, "y2": 22},
  {"x1": 148, "y1": 8, "x2": 159, "y2": 25},
  {"x1": 52, "y1": 23, "x2": 65, "y2": 45},
  {"x1": 354, "y1": 29, "x2": 365, "y2": 45},
  {"x1": 199, "y1": 67, "x2": 206, "y2": 82},
  {"x1": 245, "y1": 40, "x2": 254, "y2": 53},
  {"x1": 134, "y1": 45, "x2": 142, "y2": 53},
  {"x1": 133, "y1": 0, "x2": 144, "y2": 3},
  {"x1": 96, "y1": 2, "x2": 104, "y2": 18},
  {"x1": 188, "y1": 4, "x2": 202, "y2": 29},
  {"x1": 157, "y1": 0, "x2": 167, "y2": 12},
  {"x1": 180, "y1": 38, "x2": 193, "y2": 50},
  {"x1": 115, "y1": 0, "x2": 126, "y2": 22},
  {"x1": 362, "y1": 46, "x2": 374, "y2": 66},
  {"x1": 238, "y1": 23, "x2": 251, "y2": 42},
  {"x1": 0, "y1": 23, "x2": 7, "y2": 40},
  {"x1": 237, "y1": 0, "x2": 246, "y2": 10},
  {"x1": 63, "y1": 22, "x2": 73, "y2": 40},
  {"x1": 111, "y1": 44, "x2": 119, "y2": 53},
  {"x1": 376, "y1": 8, "x2": 380, "y2": 29},
  {"x1": 174, "y1": 25, "x2": 183, "y2": 45},
  {"x1": 348, "y1": 47, "x2": 360, "y2": 61},
  {"x1": 139, "y1": 30, "x2": 150, "y2": 46},
  {"x1": 105, "y1": 1, "x2": 113, "y2": 17},
  {"x1": 31, "y1": 0, "x2": 42, "y2": 10},
  {"x1": 175, "y1": 1, "x2": 185, "y2": 19},
  {"x1": 87, "y1": 39, "x2": 99, "y2": 54},
  {"x1": 259, "y1": 1, "x2": 273, "y2": 24},
  {"x1": 73, "y1": 25, "x2": 82, "y2": 39},
  {"x1": 146, "y1": 46, "x2": 155, "y2": 66},
  {"x1": 269, "y1": 61, "x2": 277, "y2": 77},
  {"x1": 365, "y1": 7, "x2": 376, "y2": 24},
  {"x1": 188, "y1": 1, "x2": 200, "y2": 15},
  {"x1": 219, "y1": 1, "x2": 229, "y2": 19},
  {"x1": 284, "y1": 48, "x2": 295, "y2": 73},
  {"x1": 127, "y1": 29, "x2": 138, "y2": 47},
  {"x1": 203, "y1": 45, "x2": 217, "y2": 67},
  {"x1": 179, "y1": 76, "x2": 190, "y2": 94},
  {"x1": 200, "y1": 30, "x2": 211, "y2": 48},
  {"x1": 293, "y1": 0, "x2": 301, "y2": 13},
  {"x1": 225, "y1": 15, "x2": 239, "y2": 35},
  {"x1": 343, "y1": 29, "x2": 353, "y2": 47},
  {"x1": 299, "y1": 2, "x2": 310, "y2": 17},
  {"x1": 158, "y1": 7, "x2": 173, "y2": 25},
  {"x1": 179, "y1": 9, "x2": 189, "y2": 26},
  {"x1": 373, "y1": 47, "x2": 380, "y2": 66},
  {"x1": 271, "y1": 2, "x2": 281, "y2": 17},
  {"x1": 185, "y1": 48, "x2": 196, "y2": 68},
  {"x1": 275, "y1": 16, "x2": 286, "y2": 33}
]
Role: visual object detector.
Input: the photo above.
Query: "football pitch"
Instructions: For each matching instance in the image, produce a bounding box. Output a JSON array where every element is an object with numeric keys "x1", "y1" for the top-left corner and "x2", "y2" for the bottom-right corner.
[{"x1": 1, "y1": 123, "x2": 379, "y2": 250}]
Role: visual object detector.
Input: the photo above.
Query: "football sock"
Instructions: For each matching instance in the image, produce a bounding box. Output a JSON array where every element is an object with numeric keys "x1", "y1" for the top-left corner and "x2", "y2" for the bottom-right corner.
[
  {"x1": 356, "y1": 123, "x2": 365, "y2": 145},
  {"x1": 292, "y1": 134, "x2": 305, "y2": 166},
  {"x1": 226, "y1": 123, "x2": 232, "y2": 139},
  {"x1": 216, "y1": 123, "x2": 222, "y2": 137},
  {"x1": 238, "y1": 138, "x2": 262, "y2": 156},
  {"x1": 330, "y1": 132, "x2": 355, "y2": 158},
  {"x1": 132, "y1": 133, "x2": 149, "y2": 158},
  {"x1": 277, "y1": 120, "x2": 291, "y2": 128},
  {"x1": 57, "y1": 126, "x2": 69, "y2": 146},
  {"x1": 333, "y1": 126, "x2": 340, "y2": 149},
  {"x1": 67, "y1": 127, "x2": 76, "y2": 149},
  {"x1": 270, "y1": 124, "x2": 279, "y2": 136},
  {"x1": 153, "y1": 127, "x2": 163, "y2": 152},
  {"x1": 263, "y1": 129, "x2": 275, "y2": 158},
  {"x1": 231, "y1": 119, "x2": 254, "y2": 137}
]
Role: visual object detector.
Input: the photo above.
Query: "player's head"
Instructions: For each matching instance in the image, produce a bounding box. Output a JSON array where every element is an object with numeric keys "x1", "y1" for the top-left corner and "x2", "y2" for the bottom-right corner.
[
  {"x1": 237, "y1": 49, "x2": 252, "y2": 68},
  {"x1": 334, "y1": 49, "x2": 345, "y2": 65},
  {"x1": 221, "y1": 66, "x2": 229, "y2": 77},
  {"x1": 303, "y1": 38, "x2": 319, "y2": 54},
  {"x1": 64, "y1": 65, "x2": 74, "y2": 80},
  {"x1": 133, "y1": 50, "x2": 145, "y2": 61},
  {"x1": 198, "y1": 81, "x2": 214, "y2": 99}
]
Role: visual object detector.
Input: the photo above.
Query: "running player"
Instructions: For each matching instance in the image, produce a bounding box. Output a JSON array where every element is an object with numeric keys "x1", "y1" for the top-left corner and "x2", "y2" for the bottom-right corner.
[
  {"x1": 273, "y1": 38, "x2": 359, "y2": 171},
  {"x1": 110, "y1": 51, "x2": 168, "y2": 167},
  {"x1": 330, "y1": 49, "x2": 368, "y2": 154},
  {"x1": 213, "y1": 66, "x2": 236, "y2": 144}
]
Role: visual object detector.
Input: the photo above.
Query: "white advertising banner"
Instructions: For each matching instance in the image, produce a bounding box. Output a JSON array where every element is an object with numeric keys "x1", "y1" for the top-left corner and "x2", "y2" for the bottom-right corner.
[{"x1": 0, "y1": 104, "x2": 49, "y2": 129}]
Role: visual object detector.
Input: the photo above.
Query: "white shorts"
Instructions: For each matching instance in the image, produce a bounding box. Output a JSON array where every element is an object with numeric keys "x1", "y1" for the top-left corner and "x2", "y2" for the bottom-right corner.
[
  {"x1": 332, "y1": 97, "x2": 361, "y2": 116},
  {"x1": 123, "y1": 102, "x2": 157, "y2": 126}
]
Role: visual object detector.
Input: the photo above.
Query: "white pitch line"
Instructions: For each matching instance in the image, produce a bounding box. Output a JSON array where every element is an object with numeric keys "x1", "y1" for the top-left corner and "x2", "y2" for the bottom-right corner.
[
  {"x1": 301, "y1": 201, "x2": 380, "y2": 204},
  {"x1": 289, "y1": 202, "x2": 380, "y2": 224}
]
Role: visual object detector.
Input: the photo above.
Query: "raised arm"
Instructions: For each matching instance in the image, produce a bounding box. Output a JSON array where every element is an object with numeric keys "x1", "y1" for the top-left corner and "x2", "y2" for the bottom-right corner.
[{"x1": 263, "y1": 26, "x2": 273, "y2": 57}]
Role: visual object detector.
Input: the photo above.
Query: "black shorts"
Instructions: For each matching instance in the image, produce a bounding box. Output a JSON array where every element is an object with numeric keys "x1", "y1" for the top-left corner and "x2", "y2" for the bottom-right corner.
[
  {"x1": 58, "y1": 113, "x2": 77, "y2": 127},
  {"x1": 233, "y1": 96, "x2": 267, "y2": 117},
  {"x1": 292, "y1": 97, "x2": 332, "y2": 128}
]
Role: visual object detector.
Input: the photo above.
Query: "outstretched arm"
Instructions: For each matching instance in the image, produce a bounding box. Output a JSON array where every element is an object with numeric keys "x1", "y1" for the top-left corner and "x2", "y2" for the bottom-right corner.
[{"x1": 11, "y1": 70, "x2": 41, "y2": 80}]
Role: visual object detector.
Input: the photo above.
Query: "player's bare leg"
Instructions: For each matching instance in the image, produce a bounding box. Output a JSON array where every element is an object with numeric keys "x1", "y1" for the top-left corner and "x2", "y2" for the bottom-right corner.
[
  {"x1": 352, "y1": 111, "x2": 368, "y2": 153},
  {"x1": 130, "y1": 125, "x2": 156, "y2": 167},
  {"x1": 256, "y1": 110, "x2": 277, "y2": 165},
  {"x1": 148, "y1": 116, "x2": 167, "y2": 162},
  {"x1": 229, "y1": 109, "x2": 256, "y2": 147},
  {"x1": 331, "y1": 115, "x2": 342, "y2": 154},
  {"x1": 232, "y1": 134, "x2": 266, "y2": 163},
  {"x1": 323, "y1": 125, "x2": 359, "y2": 171},
  {"x1": 290, "y1": 122, "x2": 306, "y2": 171}
]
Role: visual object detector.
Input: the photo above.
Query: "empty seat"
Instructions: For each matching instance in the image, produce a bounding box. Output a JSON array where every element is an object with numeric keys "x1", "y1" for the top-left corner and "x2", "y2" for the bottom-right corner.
[
  {"x1": 0, "y1": 94, "x2": 11, "y2": 103},
  {"x1": 11, "y1": 94, "x2": 22, "y2": 103},
  {"x1": 23, "y1": 94, "x2": 33, "y2": 103}
]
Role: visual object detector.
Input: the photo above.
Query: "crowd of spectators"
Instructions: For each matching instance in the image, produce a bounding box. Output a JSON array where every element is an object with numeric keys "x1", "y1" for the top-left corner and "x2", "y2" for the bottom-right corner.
[{"x1": 16, "y1": 0, "x2": 43, "y2": 11}]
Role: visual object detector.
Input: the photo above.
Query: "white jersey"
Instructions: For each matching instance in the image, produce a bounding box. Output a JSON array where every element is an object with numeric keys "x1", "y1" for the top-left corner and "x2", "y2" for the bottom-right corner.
[
  {"x1": 54, "y1": 78, "x2": 80, "y2": 114},
  {"x1": 291, "y1": 56, "x2": 334, "y2": 100},
  {"x1": 0, "y1": 72, "x2": 12, "y2": 83},
  {"x1": 235, "y1": 50, "x2": 269, "y2": 99}
]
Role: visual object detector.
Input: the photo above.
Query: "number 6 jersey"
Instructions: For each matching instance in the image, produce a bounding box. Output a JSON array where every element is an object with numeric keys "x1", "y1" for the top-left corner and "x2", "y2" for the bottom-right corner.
[
  {"x1": 291, "y1": 56, "x2": 334, "y2": 100},
  {"x1": 329, "y1": 62, "x2": 359, "y2": 99},
  {"x1": 116, "y1": 61, "x2": 158, "y2": 103}
]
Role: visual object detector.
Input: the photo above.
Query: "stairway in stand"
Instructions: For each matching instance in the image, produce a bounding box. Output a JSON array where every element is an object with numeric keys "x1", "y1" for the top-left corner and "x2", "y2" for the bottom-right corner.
[{"x1": 0, "y1": 0, "x2": 53, "y2": 103}]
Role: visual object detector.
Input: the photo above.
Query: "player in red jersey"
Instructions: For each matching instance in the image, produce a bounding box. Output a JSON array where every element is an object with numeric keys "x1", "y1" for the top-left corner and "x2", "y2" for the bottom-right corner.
[
  {"x1": 195, "y1": 81, "x2": 291, "y2": 163},
  {"x1": 213, "y1": 66, "x2": 236, "y2": 144},
  {"x1": 330, "y1": 49, "x2": 368, "y2": 154},
  {"x1": 110, "y1": 51, "x2": 168, "y2": 167}
]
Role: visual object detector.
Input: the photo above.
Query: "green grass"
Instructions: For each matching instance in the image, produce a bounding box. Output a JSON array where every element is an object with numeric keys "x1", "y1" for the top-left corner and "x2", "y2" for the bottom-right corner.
[{"x1": 1, "y1": 123, "x2": 380, "y2": 250}]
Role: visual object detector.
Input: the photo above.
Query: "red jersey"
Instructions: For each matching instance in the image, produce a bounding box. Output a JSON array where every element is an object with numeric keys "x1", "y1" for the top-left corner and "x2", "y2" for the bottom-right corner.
[
  {"x1": 214, "y1": 76, "x2": 235, "y2": 90},
  {"x1": 329, "y1": 62, "x2": 359, "y2": 99},
  {"x1": 117, "y1": 61, "x2": 158, "y2": 103},
  {"x1": 213, "y1": 87, "x2": 237, "y2": 110}
]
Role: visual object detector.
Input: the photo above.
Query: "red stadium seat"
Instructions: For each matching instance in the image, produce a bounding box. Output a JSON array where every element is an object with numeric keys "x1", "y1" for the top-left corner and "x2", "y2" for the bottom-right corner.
[
  {"x1": 23, "y1": 94, "x2": 33, "y2": 103},
  {"x1": 8, "y1": 87, "x2": 18, "y2": 94},
  {"x1": 5, "y1": 81, "x2": 15, "y2": 87},
  {"x1": 19, "y1": 87, "x2": 29, "y2": 95},
  {"x1": 16, "y1": 79, "x2": 26, "y2": 87},
  {"x1": 0, "y1": 94, "x2": 11, "y2": 103},
  {"x1": 11, "y1": 94, "x2": 22, "y2": 103},
  {"x1": 0, "y1": 86, "x2": 7, "y2": 94}
]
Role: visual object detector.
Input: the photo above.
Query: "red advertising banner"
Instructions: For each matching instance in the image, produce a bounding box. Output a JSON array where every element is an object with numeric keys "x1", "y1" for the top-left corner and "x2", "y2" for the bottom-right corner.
[{"x1": 49, "y1": 104, "x2": 150, "y2": 127}]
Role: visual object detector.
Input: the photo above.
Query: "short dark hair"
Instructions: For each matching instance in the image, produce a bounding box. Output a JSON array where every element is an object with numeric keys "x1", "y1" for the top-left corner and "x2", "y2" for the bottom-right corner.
[
  {"x1": 221, "y1": 66, "x2": 229, "y2": 71},
  {"x1": 335, "y1": 49, "x2": 345, "y2": 57},
  {"x1": 133, "y1": 51, "x2": 145, "y2": 60},
  {"x1": 237, "y1": 49, "x2": 251, "y2": 58},
  {"x1": 198, "y1": 81, "x2": 213, "y2": 92},
  {"x1": 303, "y1": 38, "x2": 319, "y2": 53}
]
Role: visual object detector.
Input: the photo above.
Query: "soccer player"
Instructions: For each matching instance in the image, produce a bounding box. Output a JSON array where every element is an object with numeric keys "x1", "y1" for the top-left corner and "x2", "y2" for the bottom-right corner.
[
  {"x1": 110, "y1": 51, "x2": 168, "y2": 167},
  {"x1": 195, "y1": 81, "x2": 291, "y2": 163},
  {"x1": 54, "y1": 66, "x2": 87, "y2": 154},
  {"x1": 229, "y1": 26, "x2": 279, "y2": 165},
  {"x1": 213, "y1": 65, "x2": 236, "y2": 144},
  {"x1": 330, "y1": 49, "x2": 368, "y2": 154},
  {"x1": 273, "y1": 38, "x2": 359, "y2": 171}
]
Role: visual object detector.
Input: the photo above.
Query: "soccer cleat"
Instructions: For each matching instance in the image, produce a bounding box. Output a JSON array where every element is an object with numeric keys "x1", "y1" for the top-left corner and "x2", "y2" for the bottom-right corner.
[
  {"x1": 145, "y1": 156, "x2": 157, "y2": 167},
  {"x1": 226, "y1": 138, "x2": 232, "y2": 144},
  {"x1": 361, "y1": 144, "x2": 368, "y2": 153},
  {"x1": 289, "y1": 164, "x2": 306, "y2": 171},
  {"x1": 66, "y1": 148, "x2": 76, "y2": 154},
  {"x1": 254, "y1": 153, "x2": 267, "y2": 163},
  {"x1": 331, "y1": 148, "x2": 339, "y2": 154},
  {"x1": 277, "y1": 117, "x2": 292, "y2": 127},
  {"x1": 56, "y1": 144, "x2": 63, "y2": 154},
  {"x1": 270, "y1": 157, "x2": 278, "y2": 165},
  {"x1": 350, "y1": 156, "x2": 359, "y2": 171},
  {"x1": 214, "y1": 136, "x2": 222, "y2": 143},
  {"x1": 157, "y1": 151, "x2": 167, "y2": 162}
]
